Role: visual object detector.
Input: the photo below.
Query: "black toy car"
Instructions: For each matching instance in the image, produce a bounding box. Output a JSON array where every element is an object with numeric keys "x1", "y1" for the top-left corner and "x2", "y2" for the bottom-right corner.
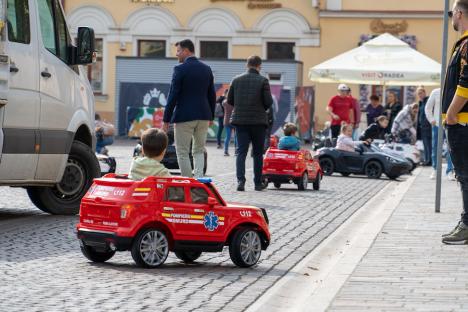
[
  {"x1": 317, "y1": 143, "x2": 411, "y2": 180},
  {"x1": 133, "y1": 127, "x2": 207, "y2": 175}
]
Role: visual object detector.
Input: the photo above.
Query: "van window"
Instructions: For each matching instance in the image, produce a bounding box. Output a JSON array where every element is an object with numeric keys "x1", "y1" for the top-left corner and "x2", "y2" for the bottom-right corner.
[
  {"x1": 38, "y1": 0, "x2": 57, "y2": 55},
  {"x1": 166, "y1": 187, "x2": 185, "y2": 203},
  {"x1": 190, "y1": 187, "x2": 209, "y2": 204},
  {"x1": 54, "y1": 1, "x2": 69, "y2": 63},
  {"x1": 7, "y1": 0, "x2": 30, "y2": 44}
]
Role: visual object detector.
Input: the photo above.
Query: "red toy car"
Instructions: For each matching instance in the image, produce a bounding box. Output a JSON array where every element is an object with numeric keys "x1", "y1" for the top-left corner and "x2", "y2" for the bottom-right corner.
[
  {"x1": 262, "y1": 148, "x2": 323, "y2": 190},
  {"x1": 76, "y1": 175, "x2": 270, "y2": 268}
]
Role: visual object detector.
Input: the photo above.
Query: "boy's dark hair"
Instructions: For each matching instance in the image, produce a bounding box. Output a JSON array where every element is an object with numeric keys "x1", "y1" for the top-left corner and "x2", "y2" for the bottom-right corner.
[
  {"x1": 283, "y1": 122, "x2": 298, "y2": 136},
  {"x1": 370, "y1": 95, "x2": 379, "y2": 101},
  {"x1": 247, "y1": 55, "x2": 262, "y2": 68},
  {"x1": 175, "y1": 39, "x2": 195, "y2": 53},
  {"x1": 95, "y1": 113, "x2": 101, "y2": 120},
  {"x1": 141, "y1": 128, "x2": 168, "y2": 158}
]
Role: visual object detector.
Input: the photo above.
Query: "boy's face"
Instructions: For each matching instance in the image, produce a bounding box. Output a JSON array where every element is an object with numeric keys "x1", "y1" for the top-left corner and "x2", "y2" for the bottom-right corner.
[{"x1": 344, "y1": 127, "x2": 353, "y2": 137}]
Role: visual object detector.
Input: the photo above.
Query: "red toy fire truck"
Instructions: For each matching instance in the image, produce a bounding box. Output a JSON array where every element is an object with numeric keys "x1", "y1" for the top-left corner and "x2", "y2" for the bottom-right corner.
[
  {"x1": 77, "y1": 175, "x2": 270, "y2": 268},
  {"x1": 262, "y1": 148, "x2": 323, "y2": 191}
]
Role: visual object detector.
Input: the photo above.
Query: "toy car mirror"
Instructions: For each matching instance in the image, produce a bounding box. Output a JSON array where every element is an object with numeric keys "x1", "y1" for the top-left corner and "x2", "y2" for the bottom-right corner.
[{"x1": 208, "y1": 197, "x2": 217, "y2": 207}]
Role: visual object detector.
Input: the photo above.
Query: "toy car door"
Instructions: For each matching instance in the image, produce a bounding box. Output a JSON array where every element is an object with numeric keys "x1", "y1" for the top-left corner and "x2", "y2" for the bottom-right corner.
[
  {"x1": 160, "y1": 184, "x2": 196, "y2": 238},
  {"x1": 188, "y1": 186, "x2": 229, "y2": 241},
  {"x1": 304, "y1": 151, "x2": 318, "y2": 178},
  {"x1": 338, "y1": 150, "x2": 364, "y2": 172}
]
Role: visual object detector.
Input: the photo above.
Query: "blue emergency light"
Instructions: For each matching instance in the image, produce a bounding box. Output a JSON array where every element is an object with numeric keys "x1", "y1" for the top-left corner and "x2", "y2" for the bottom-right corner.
[{"x1": 197, "y1": 178, "x2": 212, "y2": 184}]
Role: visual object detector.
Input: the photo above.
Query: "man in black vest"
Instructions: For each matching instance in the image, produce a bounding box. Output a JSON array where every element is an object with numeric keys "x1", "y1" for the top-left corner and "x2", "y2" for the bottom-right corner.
[
  {"x1": 227, "y1": 56, "x2": 273, "y2": 191},
  {"x1": 442, "y1": 0, "x2": 468, "y2": 244}
]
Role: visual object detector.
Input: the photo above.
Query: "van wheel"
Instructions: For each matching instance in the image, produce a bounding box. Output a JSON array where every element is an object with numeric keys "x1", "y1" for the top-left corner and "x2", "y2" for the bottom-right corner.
[
  {"x1": 80, "y1": 242, "x2": 115, "y2": 263},
  {"x1": 274, "y1": 182, "x2": 281, "y2": 189},
  {"x1": 175, "y1": 251, "x2": 202, "y2": 263},
  {"x1": 131, "y1": 229, "x2": 169, "y2": 268},
  {"x1": 27, "y1": 141, "x2": 100, "y2": 215},
  {"x1": 229, "y1": 228, "x2": 262, "y2": 268}
]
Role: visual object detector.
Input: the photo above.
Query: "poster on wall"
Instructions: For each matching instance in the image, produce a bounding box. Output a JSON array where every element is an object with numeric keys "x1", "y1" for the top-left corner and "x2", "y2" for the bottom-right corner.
[
  {"x1": 295, "y1": 87, "x2": 315, "y2": 141},
  {"x1": 120, "y1": 82, "x2": 231, "y2": 139},
  {"x1": 270, "y1": 85, "x2": 291, "y2": 135}
]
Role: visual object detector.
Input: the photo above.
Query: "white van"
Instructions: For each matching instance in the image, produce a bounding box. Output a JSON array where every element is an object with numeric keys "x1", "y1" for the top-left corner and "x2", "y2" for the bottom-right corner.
[{"x1": 1, "y1": 0, "x2": 99, "y2": 215}]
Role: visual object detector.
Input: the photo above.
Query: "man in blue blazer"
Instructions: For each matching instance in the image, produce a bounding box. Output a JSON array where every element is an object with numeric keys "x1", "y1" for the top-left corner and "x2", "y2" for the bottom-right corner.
[{"x1": 163, "y1": 39, "x2": 216, "y2": 178}]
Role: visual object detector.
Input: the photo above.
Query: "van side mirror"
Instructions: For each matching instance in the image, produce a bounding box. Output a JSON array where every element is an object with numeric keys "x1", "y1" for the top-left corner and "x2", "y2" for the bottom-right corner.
[
  {"x1": 207, "y1": 197, "x2": 217, "y2": 207},
  {"x1": 72, "y1": 27, "x2": 95, "y2": 65}
]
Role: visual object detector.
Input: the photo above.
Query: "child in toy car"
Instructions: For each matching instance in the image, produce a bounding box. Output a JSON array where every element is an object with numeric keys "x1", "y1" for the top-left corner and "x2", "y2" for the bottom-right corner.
[
  {"x1": 77, "y1": 175, "x2": 270, "y2": 269},
  {"x1": 129, "y1": 128, "x2": 171, "y2": 180},
  {"x1": 278, "y1": 123, "x2": 301, "y2": 151}
]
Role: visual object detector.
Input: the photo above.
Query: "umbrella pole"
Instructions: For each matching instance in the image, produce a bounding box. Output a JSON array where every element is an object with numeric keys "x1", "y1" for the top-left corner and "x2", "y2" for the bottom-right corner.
[
  {"x1": 382, "y1": 83, "x2": 387, "y2": 108},
  {"x1": 436, "y1": 0, "x2": 450, "y2": 213}
]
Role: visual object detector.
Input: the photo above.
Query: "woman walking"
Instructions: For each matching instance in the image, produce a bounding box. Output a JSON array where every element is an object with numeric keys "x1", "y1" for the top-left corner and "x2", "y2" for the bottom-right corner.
[{"x1": 223, "y1": 98, "x2": 237, "y2": 156}]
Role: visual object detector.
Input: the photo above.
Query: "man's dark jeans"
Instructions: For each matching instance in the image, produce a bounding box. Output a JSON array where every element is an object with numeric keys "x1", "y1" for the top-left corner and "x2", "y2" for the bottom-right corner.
[
  {"x1": 447, "y1": 124, "x2": 468, "y2": 225},
  {"x1": 236, "y1": 125, "x2": 266, "y2": 186},
  {"x1": 217, "y1": 117, "x2": 224, "y2": 146},
  {"x1": 421, "y1": 126, "x2": 432, "y2": 165}
]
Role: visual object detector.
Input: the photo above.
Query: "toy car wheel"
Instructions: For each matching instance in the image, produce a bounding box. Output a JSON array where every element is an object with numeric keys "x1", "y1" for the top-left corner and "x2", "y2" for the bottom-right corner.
[
  {"x1": 406, "y1": 158, "x2": 416, "y2": 172},
  {"x1": 274, "y1": 182, "x2": 281, "y2": 189},
  {"x1": 175, "y1": 251, "x2": 202, "y2": 263},
  {"x1": 313, "y1": 174, "x2": 321, "y2": 191},
  {"x1": 341, "y1": 173, "x2": 350, "y2": 177},
  {"x1": 229, "y1": 228, "x2": 262, "y2": 268},
  {"x1": 80, "y1": 242, "x2": 115, "y2": 263},
  {"x1": 131, "y1": 229, "x2": 169, "y2": 268},
  {"x1": 364, "y1": 160, "x2": 383, "y2": 179},
  {"x1": 319, "y1": 157, "x2": 334, "y2": 176},
  {"x1": 297, "y1": 172, "x2": 308, "y2": 190}
]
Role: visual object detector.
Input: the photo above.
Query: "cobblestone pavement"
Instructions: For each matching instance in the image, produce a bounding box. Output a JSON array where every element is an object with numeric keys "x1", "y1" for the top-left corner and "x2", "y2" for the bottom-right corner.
[
  {"x1": 0, "y1": 140, "x2": 392, "y2": 312},
  {"x1": 328, "y1": 168, "x2": 468, "y2": 312}
]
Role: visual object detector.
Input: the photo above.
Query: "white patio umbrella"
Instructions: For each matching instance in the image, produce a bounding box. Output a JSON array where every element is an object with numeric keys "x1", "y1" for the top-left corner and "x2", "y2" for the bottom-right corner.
[{"x1": 309, "y1": 33, "x2": 441, "y2": 91}]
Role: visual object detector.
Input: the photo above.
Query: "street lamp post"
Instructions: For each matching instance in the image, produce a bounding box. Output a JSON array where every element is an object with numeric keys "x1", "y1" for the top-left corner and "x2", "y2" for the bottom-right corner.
[{"x1": 436, "y1": 0, "x2": 450, "y2": 213}]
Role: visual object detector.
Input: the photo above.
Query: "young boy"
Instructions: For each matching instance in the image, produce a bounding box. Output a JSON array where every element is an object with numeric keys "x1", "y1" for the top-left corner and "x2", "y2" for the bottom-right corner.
[
  {"x1": 278, "y1": 123, "x2": 301, "y2": 151},
  {"x1": 129, "y1": 128, "x2": 171, "y2": 180}
]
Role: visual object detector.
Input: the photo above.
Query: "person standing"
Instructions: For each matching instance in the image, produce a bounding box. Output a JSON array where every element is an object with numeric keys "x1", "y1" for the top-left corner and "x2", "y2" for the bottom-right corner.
[
  {"x1": 95, "y1": 113, "x2": 115, "y2": 155},
  {"x1": 222, "y1": 99, "x2": 237, "y2": 156},
  {"x1": 384, "y1": 91, "x2": 402, "y2": 133},
  {"x1": 264, "y1": 107, "x2": 275, "y2": 152},
  {"x1": 227, "y1": 55, "x2": 273, "y2": 191},
  {"x1": 327, "y1": 84, "x2": 354, "y2": 139},
  {"x1": 425, "y1": 88, "x2": 454, "y2": 180},
  {"x1": 441, "y1": 0, "x2": 468, "y2": 244},
  {"x1": 215, "y1": 89, "x2": 228, "y2": 149},
  {"x1": 346, "y1": 87, "x2": 361, "y2": 140},
  {"x1": 366, "y1": 95, "x2": 384, "y2": 126},
  {"x1": 163, "y1": 39, "x2": 216, "y2": 178},
  {"x1": 416, "y1": 86, "x2": 432, "y2": 166}
]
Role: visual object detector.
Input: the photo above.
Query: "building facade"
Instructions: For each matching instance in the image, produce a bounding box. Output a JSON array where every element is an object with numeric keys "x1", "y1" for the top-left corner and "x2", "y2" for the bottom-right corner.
[{"x1": 63, "y1": 0, "x2": 451, "y2": 129}]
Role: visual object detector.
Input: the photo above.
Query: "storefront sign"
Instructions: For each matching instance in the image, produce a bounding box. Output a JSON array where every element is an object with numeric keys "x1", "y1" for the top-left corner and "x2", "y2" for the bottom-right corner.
[
  {"x1": 210, "y1": 0, "x2": 282, "y2": 9},
  {"x1": 370, "y1": 19, "x2": 408, "y2": 35}
]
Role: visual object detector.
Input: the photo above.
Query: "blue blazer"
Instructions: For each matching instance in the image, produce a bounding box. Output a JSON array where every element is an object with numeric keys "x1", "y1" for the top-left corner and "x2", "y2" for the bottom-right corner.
[{"x1": 163, "y1": 57, "x2": 216, "y2": 123}]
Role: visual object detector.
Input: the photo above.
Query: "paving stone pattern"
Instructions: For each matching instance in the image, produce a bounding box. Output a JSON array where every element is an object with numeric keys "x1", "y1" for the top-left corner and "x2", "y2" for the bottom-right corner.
[
  {"x1": 0, "y1": 141, "x2": 389, "y2": 312},
  {"x1": 328, "y1": 168, "x2": 468, "y2": 312}
]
